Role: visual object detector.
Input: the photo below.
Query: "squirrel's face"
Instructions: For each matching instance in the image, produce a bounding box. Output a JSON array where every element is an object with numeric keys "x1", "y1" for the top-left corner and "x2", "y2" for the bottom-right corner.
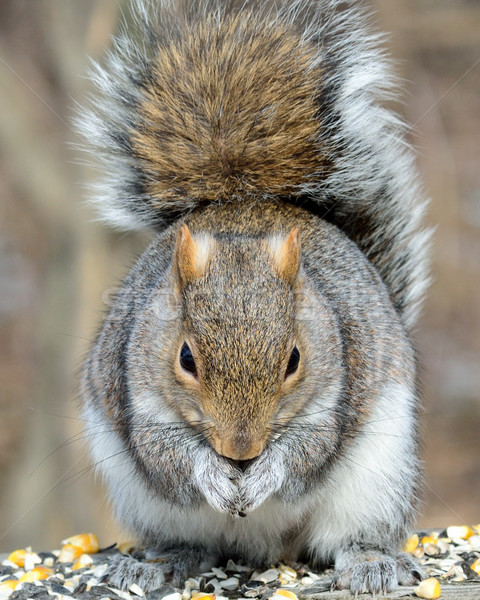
[
  {"x1": 128, "y1": 223, "x2": 343, "y2": 465},
  {"x1": 157, "y1": 224, "x2": 340, "y2": 461}
]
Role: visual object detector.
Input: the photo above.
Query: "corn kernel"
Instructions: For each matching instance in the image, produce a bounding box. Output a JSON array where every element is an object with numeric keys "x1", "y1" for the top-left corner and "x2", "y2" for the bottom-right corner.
[
  {"x1": 471, "y1": 558, "x2": 480, "y2": 575},
  {"x1": 424, "y1": 543, "x2": 441, "y2": 557},
  {"x1": 415, "y1": 578, "x2": 441, "y2": 599},
  {"x1": 18, "y1": 566, "x2": 54, "y2": 583},
  {"x1": 0, "y1": 580, "x2": 19, "y2": 594},
  {"x1": 413, "y1": 546, "x2": 425, "y2": 559},
  {"x1": 421, "y1": 535, "x2": 438, "y2": 546},
  {"x1": 73, "y1": 553, "x2": 93, "y2": 570},
  {"x1": 272, "y1": 590, "x2": 298, "y2": 600},
  {"x1": 7, "y1": 549, "x2": 27, "y2": 567},
  {"x1": 446, "y1": 525, "x2": 473, "y2": 540},
  {"x1": 61, "y1": 533, "x2": 99, "y2": 554},
  {"x1": 403, "y1": 533, "x2": 419, "y2": 553},
  {"x1": 470, "y1": 535, "x2": 480, "y2": 551},
  {"x1": 58, "y1": 544, "x2": 84, "y2": 563},
  {"x1": 191, "y1": 594, "x2": 215, "y2": 600},
  {"x1": 277, "y1": 565, "x2": 297, "y2": 580}
]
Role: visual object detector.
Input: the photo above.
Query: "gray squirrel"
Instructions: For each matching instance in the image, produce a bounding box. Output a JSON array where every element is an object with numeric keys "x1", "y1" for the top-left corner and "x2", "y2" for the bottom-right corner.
[{"x1": 78, "y1": 0, "x2": 431, "y2": 595}]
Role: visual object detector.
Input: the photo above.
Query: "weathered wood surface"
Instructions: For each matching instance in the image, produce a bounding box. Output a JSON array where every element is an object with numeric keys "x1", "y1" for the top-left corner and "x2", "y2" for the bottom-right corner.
[{"x1": 300, "y1": 581, "x2": 480, "y2": 599}]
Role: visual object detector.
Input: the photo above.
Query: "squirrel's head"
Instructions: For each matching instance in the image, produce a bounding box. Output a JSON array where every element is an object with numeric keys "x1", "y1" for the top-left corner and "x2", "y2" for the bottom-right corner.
[{"x1": 155, "y1": 223, "x2": 341, "y2": 461}]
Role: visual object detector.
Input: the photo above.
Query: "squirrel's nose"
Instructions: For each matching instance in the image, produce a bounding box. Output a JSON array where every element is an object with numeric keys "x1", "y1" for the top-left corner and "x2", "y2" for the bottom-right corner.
[{"x1": 215, "y1": 435, "x2": 265, "y2": 461}]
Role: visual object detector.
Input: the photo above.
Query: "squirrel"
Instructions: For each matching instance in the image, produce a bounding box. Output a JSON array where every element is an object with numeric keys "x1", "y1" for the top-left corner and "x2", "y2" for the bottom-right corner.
[{"x1": 78, "y1": 0, "x2": 431, "y2": 595}]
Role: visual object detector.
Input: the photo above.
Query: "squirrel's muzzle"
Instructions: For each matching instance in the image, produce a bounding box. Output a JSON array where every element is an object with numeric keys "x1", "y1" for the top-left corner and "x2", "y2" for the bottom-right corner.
[{"x1": 211, "y1": 431, "x2": 266, "y2": 461}]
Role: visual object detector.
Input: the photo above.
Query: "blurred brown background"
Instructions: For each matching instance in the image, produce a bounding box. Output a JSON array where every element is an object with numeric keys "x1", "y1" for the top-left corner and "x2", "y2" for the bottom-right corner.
[{"x1": 0, "y1": 0, "x2": 479, "y2": 552}]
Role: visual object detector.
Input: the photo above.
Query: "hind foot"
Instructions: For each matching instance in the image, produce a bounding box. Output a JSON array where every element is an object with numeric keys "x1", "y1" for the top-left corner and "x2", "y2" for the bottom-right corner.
[
  {"x1": 332, "y1": 550, "x2": 422, "y2": 595},
  {"x1": 103, "y1": 546, "x2": 217, "y2": 592}
]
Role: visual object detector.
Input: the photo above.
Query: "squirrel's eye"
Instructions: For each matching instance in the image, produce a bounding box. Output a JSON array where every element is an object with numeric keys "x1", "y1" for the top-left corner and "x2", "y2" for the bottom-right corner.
[
  {"x1": 180, "y1": 342, "x2": 197, "y2": 377},
  {"x1": 285, "y1": 345, "x2": 300, "y2": 378}
]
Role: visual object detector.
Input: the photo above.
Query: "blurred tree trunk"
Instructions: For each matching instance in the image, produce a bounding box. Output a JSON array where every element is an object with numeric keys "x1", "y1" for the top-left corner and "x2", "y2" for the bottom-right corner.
[{"x1": 0, "y1": 0, "x2": 133, "y2": 551}]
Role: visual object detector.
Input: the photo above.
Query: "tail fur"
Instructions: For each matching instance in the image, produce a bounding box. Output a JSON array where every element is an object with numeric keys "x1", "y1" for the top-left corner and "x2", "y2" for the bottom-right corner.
[{"x1": 77, "y1": 0, "x2": 431, "y2": 329}]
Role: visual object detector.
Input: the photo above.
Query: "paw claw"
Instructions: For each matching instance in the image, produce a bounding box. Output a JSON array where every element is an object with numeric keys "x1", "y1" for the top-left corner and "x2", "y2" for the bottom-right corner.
[
  {"x1": 412, "y1": 569, "x2": 422, "y2": 582},
  {"x1": 395, "y1": 551, "x2": 423, "y2": 586}
]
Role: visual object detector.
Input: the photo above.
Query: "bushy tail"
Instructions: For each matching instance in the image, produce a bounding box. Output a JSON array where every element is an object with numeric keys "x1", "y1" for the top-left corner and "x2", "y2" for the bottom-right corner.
[{"x1": 77, "y1": 0, "x2": 430, "y2": 329}]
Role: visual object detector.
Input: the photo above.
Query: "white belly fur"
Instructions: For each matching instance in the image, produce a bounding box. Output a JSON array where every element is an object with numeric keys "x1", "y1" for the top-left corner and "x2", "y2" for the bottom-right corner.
[{"x1": 84, "y1": 382, "x2": 415, "y2": 563}]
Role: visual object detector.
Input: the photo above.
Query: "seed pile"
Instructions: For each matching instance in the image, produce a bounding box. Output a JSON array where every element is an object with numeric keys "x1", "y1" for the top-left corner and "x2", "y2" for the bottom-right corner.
[
  {"x1": 1, "y1": 525, "x2": 480, "y2": 600},
  {"x1": 401, "y1": 525, "x2": 480, "y2": 589}
]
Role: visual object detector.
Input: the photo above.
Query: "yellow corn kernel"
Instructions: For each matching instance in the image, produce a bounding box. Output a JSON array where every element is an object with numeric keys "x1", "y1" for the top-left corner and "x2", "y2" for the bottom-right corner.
[
  {"x1": 58, "y1": 544, "x2": 84, "y2": 563},
  {"x1": 73, "y1": 553, "x2": 93, "y2": 570},
  {"x1": 403, "y1": 533, "x2": 419, "y2": 553},
  {"x1": 471, "y1": 558, "x2": 480, "y2": 575},
  {"x1": 415, "y1": 578, "x2": 441, "y2": 599},
  {"x1": 446, "y1": 525, "x2": 473, "y2": 540},
  {"x1": 421, "y1": 535, "x2": 438, "y2": 546},
  {"x1": 7, "y1": 549, "x2": 27, "y2": 567},
  {"x1": 272, "y1": 590, "x2": 298, "y2": 600},
  {"x1": 0, "y1": 580, "x2": 19, "y2": 593},
  {"x1": 191, "y1": 594, "x2": 215, "y2": 600},
  {"x1": 61, "y1": 533, "x2": 99, "y2": 554},
  {"x1": 18, "y1": 566, "x2": 54, "y2": 583}
]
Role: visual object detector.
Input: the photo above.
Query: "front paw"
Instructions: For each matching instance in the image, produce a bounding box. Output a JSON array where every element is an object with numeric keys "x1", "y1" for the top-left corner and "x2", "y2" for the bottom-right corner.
[
  {"x1": 193, "y1": 446, "x2": 243, "y2": 515},
  {"x1": 332, "y1": 552, "x2": 421, "y2": 595},
  {"x1": 239, "y1": 447, "x2": 285, "y2": 514}
]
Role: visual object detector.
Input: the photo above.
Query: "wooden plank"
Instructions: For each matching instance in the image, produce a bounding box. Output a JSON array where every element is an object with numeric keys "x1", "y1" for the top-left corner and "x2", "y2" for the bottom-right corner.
[{"x1": 300, "y1": 581, "x2": 480, "y2": 599}]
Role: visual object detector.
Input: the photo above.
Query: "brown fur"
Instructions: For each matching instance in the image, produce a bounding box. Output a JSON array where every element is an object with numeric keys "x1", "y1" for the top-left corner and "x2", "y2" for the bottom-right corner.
[
  {"x1": 174, "y1": 224, "x2": 215, "y2": 285},
  {"x1": 266, "y1": 227, "x2": 301, "y2": 285},
  {"x1": 131, "y1": 13, "x2": 325, "y2": 204}
]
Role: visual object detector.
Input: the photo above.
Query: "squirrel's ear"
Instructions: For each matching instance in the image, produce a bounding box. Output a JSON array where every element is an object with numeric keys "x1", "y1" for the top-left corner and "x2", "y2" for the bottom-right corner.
[
  {"x1": 266, "y1": 227, "x2": 301, "y2": 285},
  {"x1": 174, "y1": 224, "x2": 216, "y2": 286}
]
